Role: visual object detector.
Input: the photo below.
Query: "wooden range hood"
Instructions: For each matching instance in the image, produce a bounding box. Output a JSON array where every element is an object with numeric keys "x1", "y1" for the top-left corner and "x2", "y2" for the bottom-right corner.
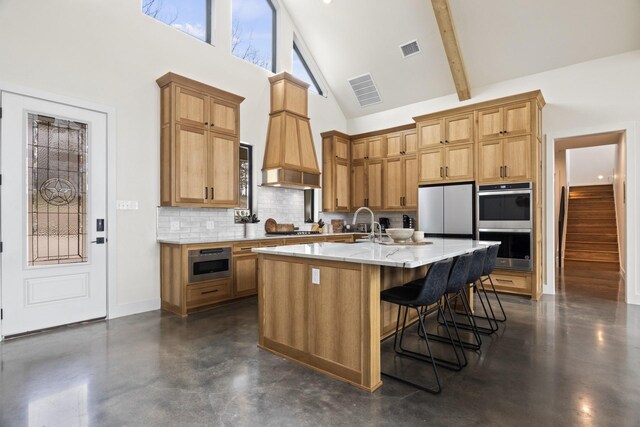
[{"x1": 262, "y1": 72, "x2": 321, "y2": 189}]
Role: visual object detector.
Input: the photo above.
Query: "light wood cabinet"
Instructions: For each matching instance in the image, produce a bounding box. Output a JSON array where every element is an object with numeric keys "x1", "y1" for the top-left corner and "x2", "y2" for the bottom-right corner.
[
  {"x1": 158, "y1": 72, "x2": 244, "y2": 207},
  {"x1": 367, "y1": 136, "x2": 385, "y2": 160},
  {"x1": 234, "y1": 254, "x2": 258, "y2": 297},
  {"x1": 418, "y1": 113, "x2": 473, "y2": 149},
  {"x1": 403, "y1": 155, "x2": 418, "y2": 209},
  {"x1": 417, "y1": 119, "x2": 444, "y2": 149},
  {"x1": 367, "y1": 160, "x2": 383, "y2": 210},
  {"x1": 385, "y1": 129, "x2": 417, "y2": 157},
  {"x1": 351, "y1": 161, "x2": 366, "y2": 208},
  {"x1": 478, "y1": 101, "x2": 530, "y2": 141},
  {"x1": 418, "y1": 143, "x2": 474, "y2": 184},
  {"x1": 322, "y1": 131, "x2": 351, "y2": 212},
  {"x1": 383, "y1": 155, "x2": 417, "y2": 209},
  {"x1": 403, "y1": 130, "x2": 418, "y2": 155},
  {"x1": 352, "y1": 138, "x2": 367, "y2": 161},
  {"x1": 478, "y1": 136, "x2": 531, "y2": 183}
]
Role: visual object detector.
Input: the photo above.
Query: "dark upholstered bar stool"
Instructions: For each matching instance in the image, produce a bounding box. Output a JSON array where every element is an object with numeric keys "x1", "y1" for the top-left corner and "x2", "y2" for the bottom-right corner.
[
  {"x1": 380, "y1": 258, "x2": 453, "y2": 394},
  {"x1": 477, "y1": 244, "x2": 507, "y2": 323}
]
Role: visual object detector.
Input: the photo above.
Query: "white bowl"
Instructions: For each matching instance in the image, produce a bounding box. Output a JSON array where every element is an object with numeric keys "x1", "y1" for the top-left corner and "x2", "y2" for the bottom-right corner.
[{"x1": 386, "y1": 228, "x2": 414, "y2": 242}]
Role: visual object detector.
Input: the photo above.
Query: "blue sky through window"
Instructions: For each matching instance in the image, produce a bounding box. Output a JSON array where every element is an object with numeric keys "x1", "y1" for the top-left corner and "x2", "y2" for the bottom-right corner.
[
  {"x1": 143, "y1": 0, "x2": 208, "y2": 41},
  {"x1": 292, "y1": 43, "x2": 320, "y2": 95},
  {"x1": 232, "y1": 0, "x2": 275, "y2": 72}
]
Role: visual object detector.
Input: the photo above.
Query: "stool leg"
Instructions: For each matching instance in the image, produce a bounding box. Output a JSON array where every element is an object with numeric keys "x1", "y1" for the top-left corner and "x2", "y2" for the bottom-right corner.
[
  {"x1": 475, "y1": 279, "x2": 499, "y2": 332},
  {"x1": 439, "y1": 301, "x2": 467, "y2": 368},
  {"x1": 485, "y1": 275, "x2": 507, "y2": 322}
]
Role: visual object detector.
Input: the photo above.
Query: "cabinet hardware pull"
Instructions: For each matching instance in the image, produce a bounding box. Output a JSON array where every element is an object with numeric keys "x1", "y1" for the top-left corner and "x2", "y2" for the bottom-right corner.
[
  {"x1": 499, "y1": 131, "x2": 503, "y2": 135},
  {"x1": 445, "y1": 166, "x2": 449, "y2": 177},
  {"x1": 496, "y1": 279, "x2": 513, "y2": 283},
  {"x1": 205, "y1": 187, "x2": 208, "y2": 199},
  {"x1": 445, "y1": 140, "x2": 449, "y2": 144},
  {"x1": 205, "y1": 122, "x2": 209, "y2": 126},
  {"x1": 500, "y1": 166, "x2": 503, "y2": 178},
  {"x1": 440, "y1": 140, "x2": 443, "y2": 144},
  {"x1": 504, "y1": 166, "x2": 508, "y2": 177},
  {"x1": 202, "y1": 289, "x2": 219, "y2": 294},
  {"x1": 210, "y1": 187, "x2": 215, "y2": 199},
  {"x1": 440, "y1": 167, "x2": 444, "y2": 178},
  {"x1": 335, "y1": 198, "x2": 338, "y2": 208},
  {"x1": 503, "y1": 130, "x2": 507, "y2": 134}
]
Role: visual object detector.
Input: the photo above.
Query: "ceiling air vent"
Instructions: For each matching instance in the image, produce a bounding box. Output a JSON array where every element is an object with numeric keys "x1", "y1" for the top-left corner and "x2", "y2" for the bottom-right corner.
[
  {"x1": 400, "y1": 40, "x2": 421, "y2": 58},
  {"x1": 348, "y1": 73, "x2": 382, "y2": 108}
]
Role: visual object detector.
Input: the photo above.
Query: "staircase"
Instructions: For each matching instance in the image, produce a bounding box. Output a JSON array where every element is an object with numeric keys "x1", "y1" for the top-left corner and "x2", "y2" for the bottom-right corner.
[{"x1": 564, "y1": 185, "x2": 620, "y2": 271}]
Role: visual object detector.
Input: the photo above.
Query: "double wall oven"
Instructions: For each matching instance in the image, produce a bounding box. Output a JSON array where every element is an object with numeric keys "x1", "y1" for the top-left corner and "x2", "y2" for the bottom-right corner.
[{"x1": 477, "y1": 183, "x2": 533, "y2": 271}]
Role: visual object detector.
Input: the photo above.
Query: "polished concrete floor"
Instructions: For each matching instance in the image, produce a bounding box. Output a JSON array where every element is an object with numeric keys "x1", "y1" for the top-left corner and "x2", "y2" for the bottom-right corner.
[
  {"x1": 557, "y1": 265, "x2": 625, "y2": 301},
  {"x1": 1, "y1": 291, "x2": 639, "y2": 426}
]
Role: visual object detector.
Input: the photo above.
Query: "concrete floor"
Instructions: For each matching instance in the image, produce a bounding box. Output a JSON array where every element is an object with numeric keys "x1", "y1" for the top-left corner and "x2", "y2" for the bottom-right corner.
[{"x1": 1, "y1": 290, "x2": 639, "y2": 426}]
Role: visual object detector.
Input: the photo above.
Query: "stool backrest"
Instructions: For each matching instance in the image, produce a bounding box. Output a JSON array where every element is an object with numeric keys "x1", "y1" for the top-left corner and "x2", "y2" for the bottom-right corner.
[
  {"x1": 467, "y1": 248, "x2": 487, "y2": 284},
  {"x1": 414, "y1": 258, "x2": 453, "y2": 306},
  {"x1": 482, "y1": 244, "x2": 499, "y2": 276},
  {"x1": 446, "y1": 253, "x2": 473, "y2": 293}
]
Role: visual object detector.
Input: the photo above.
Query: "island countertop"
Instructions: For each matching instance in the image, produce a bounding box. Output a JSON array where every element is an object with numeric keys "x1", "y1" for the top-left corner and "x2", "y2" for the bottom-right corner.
[{"x1": 252, "y1": 238, "x2": 499, "y2": 268}]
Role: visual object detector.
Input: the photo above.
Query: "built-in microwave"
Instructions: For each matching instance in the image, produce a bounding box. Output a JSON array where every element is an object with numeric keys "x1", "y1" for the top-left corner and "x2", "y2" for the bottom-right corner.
[
  {"x1": 188, "y1": 247, "x2": 232, "y2": 284},
  {"x1": 477, "y1": 182, "x2": 532, "y2": 230},
  {"x1": 478, "y1": 229, "x2": 532, "y2": 271}
]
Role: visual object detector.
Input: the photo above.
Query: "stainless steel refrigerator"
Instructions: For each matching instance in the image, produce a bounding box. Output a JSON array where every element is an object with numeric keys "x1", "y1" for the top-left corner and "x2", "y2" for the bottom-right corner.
[{"x1": 418, "y1": 182, "x2": 475, "y2": 238}]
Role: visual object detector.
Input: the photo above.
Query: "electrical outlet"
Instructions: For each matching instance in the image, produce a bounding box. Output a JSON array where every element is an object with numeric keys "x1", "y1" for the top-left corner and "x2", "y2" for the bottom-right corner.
[
  {"x1": 206, "y1": 221, "x2": 215, "y2": 230},
  {"x1": 170, "y1": 221, "x2": 180, "y2": 231},
  {"x1": 311, "y1": 268, "x2": 320, "y2": 285},
  {"x1": 116, "y1": 200, "x2": 140, "y2": 210}
]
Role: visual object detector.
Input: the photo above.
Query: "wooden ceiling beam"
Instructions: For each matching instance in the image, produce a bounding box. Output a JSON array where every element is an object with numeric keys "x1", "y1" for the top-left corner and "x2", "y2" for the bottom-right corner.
[{"x1": 431, "y1": 0, "x2": 471, "y2": 101}]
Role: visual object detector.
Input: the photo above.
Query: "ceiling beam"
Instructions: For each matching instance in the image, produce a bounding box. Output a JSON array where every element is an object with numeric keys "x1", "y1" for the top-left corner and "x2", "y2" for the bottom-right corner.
[{"x1": 431, "y1": 0, "x2": 471, "y2": 101}]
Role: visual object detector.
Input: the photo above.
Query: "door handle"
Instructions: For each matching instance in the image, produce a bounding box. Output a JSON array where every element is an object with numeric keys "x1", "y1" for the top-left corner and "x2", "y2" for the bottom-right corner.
[
  {"x1": 205, "y1": 187, "x2": 208, "y2": 199},
  {"x1": 445, "y1": 166, "x2": 449, "y2": 177},
  {"x1": 335, "y1": 198, "x2": 338, "y2": 208},
  {"x1": 440, "y1": 167, "x2": 444, "y2": 178},
  {"x1": 500, "y1": 166, "x2": 504, "y2": 178},
  {"x1": 91, "y1": 237, "x2": 105, "y2": 244},
  {"x1": 211, "y1": 187, "x2": 215, "y2": 199}
]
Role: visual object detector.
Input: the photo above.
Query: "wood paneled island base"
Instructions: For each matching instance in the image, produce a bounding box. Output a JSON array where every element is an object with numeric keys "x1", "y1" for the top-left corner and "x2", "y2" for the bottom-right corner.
[{"x1": 258, "y1": 254, "x2": 383, "y2": 392}]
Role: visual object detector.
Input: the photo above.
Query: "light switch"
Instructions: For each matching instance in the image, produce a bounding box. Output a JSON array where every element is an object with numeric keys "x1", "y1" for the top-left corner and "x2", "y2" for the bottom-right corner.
[
  {"x1": 311, "y1": 268, "x2": 320, "y2": 285},
  {"x1": 206, "y1": 221, "x2": 215, "y2": 230}
]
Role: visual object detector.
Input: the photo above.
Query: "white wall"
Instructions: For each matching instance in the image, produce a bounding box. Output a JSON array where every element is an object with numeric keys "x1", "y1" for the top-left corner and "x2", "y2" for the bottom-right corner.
[
  {"x1": 347, "y1": 50, "x2": 640, "y2": 304},
  {"x1": 0, "y1": 0, "x2": 347, "y2": 317},
  {"x1": 567, "y1": 145, "x2": 616, "y2": 186}
]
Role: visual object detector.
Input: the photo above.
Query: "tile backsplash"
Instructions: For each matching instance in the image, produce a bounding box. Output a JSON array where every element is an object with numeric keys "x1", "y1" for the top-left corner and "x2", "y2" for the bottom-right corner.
[{"x1": 157, "y1": 186, "x2": 417, "y2": 241}]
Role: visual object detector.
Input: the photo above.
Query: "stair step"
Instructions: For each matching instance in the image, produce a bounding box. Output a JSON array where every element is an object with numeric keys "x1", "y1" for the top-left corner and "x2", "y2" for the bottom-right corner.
[
  {"x1": 563, "y1": 259, "x2": 620, "y2": 272},
  {"x1": 570, "y1": 185, "x2": 614, "y2": 192},
  {"x1": 565, "y1": 250, "x2": 619, "y2": 262},
  {"x1": 565, "y1": 233, "x2": 618, "y2": 243},
  {"x1": 569, "y1": 195, "x2": 614, "y2": 201},
  {"x1": 569, "y1": 203, "x2": 616, "y2": 211},
  {"x1": 565, "y1": 241, "x2": 618, "y2": 252},
  {"x1": 567, "y1": 211, "x2": 616, "y2": 219},
  {"x1": 566, "y1": 225, "x2": 617, "y2": 234},
  {"x1": 567, "y1": 219, "x2": 617, "y2": 227}
]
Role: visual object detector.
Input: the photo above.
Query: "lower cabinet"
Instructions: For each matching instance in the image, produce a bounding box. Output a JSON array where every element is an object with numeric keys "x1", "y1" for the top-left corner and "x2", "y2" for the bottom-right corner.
[
  {"x1": 488, "y1": 270, "x2": 532, "y2": 296},
  {"x1": 233, "y1": 254, "x2": 259, "y2": 297},
  {"x1": 187, "y1": 279, "x2": 232, "y2": 308}
]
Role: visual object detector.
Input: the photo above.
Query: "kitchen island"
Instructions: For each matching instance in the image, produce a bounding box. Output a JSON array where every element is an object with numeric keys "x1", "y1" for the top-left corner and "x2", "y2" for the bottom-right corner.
[{"x1": 253, "y1": 239, "x2": 498, "y2": 392}]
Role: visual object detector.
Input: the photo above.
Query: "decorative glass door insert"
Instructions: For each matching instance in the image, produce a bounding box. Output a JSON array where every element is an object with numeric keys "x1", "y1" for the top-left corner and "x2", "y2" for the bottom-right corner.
[{"x1": 27, "y1": 113, "x2": 88, "y2": 266}]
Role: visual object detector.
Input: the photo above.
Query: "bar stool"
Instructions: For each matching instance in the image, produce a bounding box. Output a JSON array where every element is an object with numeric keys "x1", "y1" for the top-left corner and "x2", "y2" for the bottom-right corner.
[
  {"x1": 479, "y1": 244, "x2": 507, "y2": 323},
  {"x1": 380, "y1": 258, "x2": 453, "y2": 394}
]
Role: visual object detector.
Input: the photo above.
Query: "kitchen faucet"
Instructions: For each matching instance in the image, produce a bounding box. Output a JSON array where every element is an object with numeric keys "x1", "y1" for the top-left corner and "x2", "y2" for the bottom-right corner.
[{"x1": 353, "y1": 206, "x2": 382, "y2": 243}]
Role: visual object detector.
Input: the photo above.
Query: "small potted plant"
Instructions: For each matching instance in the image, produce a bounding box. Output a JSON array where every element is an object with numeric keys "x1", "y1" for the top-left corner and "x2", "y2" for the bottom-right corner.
[{"x1": 236, "y1": 212, "x2": 261, "y2": 238}]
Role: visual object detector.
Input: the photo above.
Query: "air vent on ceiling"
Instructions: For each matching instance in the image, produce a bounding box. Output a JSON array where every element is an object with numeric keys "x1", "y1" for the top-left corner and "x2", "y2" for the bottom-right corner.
[
  {"x1": 400, "y1": 40, "x2": 421, "y2": 58},
  {"x1": 348, "y1": 73, "x2": 382, "y2": 108}
]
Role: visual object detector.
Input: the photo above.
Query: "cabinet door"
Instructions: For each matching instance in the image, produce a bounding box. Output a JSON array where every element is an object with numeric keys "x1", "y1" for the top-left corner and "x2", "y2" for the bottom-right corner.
[
  {"x1": 384, "y1": 158, "x2": 403, "y2": 209},
  {"x1": 234, "y1": 255, "x2": 258, "y2": 297},
  {"x1": 417, "y1": 119, "x2": 444, "y2": 149},
  {"x1": 503, "y1": 136, "x2": 531, "y2": 182},
  {"x1": 352, "y1": 138, "x2": 367, "y2": 161},
  {"x1": 176, "y1": 86, "x2": 207, "y2": 128},
  {"x1": 385, "y1": 132, "x2": 403, "y2": 157},
  {"x1": 175, "y1": 124, "x2": 208, "y2": 204},
  {"x1": 210, "y1": 98, "x2": 238, "y2": 136},
  {"x1": 367, "y1": 160, "x2": 384, "y2": 210},
  {"x1": 403, "y1": 155, "x2": 418, "y2": 209},
  {"x1": 335, "y1": 136, "x2": 350, "y2": 162},
  {"x1": 210, "y1": 134, "x2": 239, "y2": 206},
  {"x1": 444, "y1": 143, "x2": 474, "y2": 182},
  {"x1": 418, "y1": 148, "x2": 444, "y2": 184},
  {"x1": 478, "y1": 107, "x2": 503, "y2": 141},
  {"x1": 351, "y1": 161, "x2": 366, "y2": 209},
  {"x1": 403, "y1": 130, "x2": 418, "y2": 155},
  {"x1": 367, "y1": 136, "x2": 384, "y2": 159},
  {"x1": 335, "y1": 160, "x2": 350, "y2": 211},
  {"x1": 478, "y1": 140, "x2": 504, "y2": 183},
  {"x1": 503, "y1": 102, "x2": 531, "y2": 137},
  {"x1": 445, "y1": 113, "x2": 473, "y2": 144}
]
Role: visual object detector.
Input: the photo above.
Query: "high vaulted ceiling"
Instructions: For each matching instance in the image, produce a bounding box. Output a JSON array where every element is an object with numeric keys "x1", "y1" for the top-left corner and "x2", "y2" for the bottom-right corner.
[{"x1": 280, "y1": 0, "x2": 640, "y2": 119}]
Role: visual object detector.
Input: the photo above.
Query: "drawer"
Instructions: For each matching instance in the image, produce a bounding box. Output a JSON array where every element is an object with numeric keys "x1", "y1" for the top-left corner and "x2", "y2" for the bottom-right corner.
[
  {"x1": 233, "y1": 241, "x2": 261, "y2": 254},
  {"x1": 259, "y1": 239, "x2": 285, "y2": 247},
  {"x1": 186, "y1": 279, "x2": 232, "y2": 307},
  {"x1": 489, "y1": 272, "x2": 530, "y2": 292}
]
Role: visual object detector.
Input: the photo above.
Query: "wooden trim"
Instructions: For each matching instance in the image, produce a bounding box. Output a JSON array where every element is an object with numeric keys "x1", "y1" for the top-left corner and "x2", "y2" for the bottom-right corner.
[
  {"x1": 268, "y1": 71, "x2": 311, "y2": 89},
  {"x1": 413, "y1": 90, "x2": 545, "y2": 122},
  {"x1": 431, "y1": 0, "x2": 470, "y2": 101},
  {"x1": 156, "y1": 72, "x2": 245, "y2": 104},
  {"x1": 351, "y1": 123, "x2": 416, "y2": 140},
  {"x1": 320, "y1": 130, "x2": 351, "y2": 139}
]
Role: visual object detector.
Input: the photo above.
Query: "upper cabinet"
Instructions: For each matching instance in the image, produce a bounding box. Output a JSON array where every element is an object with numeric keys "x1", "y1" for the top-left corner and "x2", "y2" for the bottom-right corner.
[
  {"x1": 322, "y1": 131, "x2": 351, "y2": 212},
  {"x1": 417, "y1": 113, "x2": 473, "y2": 149},
  {"x1": 386, "y1": 129, "x2": 418, "y2": 157},
  {"x1": 157, "y1": 72, "x2": 244, "y2": 208},
  {"x1": 478, "y1": 101, "x2": 530, "y2": 141}
]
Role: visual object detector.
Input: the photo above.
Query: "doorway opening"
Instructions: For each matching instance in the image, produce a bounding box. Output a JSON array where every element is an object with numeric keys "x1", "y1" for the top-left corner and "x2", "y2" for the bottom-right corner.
[{"x1": 553, "y1": 131, "x2": 626, "y2": 301}]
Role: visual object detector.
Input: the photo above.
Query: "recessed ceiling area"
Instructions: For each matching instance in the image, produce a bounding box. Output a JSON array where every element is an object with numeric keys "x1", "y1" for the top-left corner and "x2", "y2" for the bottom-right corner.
[{"x1": 280, "y1": 0, "x2": 640, "y2": 118}]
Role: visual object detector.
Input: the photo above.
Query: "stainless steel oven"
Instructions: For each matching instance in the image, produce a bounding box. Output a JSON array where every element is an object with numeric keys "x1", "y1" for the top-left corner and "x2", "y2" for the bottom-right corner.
[
  {"x1": 477, "y1": 182, "x2": 532, "y2": 229},
  {"x1": 478, "y1": 229, "x2": 532, "y2": 271},
  {"x1": 188, "y1": 247, "x2": 232, "y2": 283}
]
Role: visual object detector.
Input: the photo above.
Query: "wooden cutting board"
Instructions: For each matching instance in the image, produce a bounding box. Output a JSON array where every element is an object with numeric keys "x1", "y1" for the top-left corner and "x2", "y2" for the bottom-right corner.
[
  {"x1": 265, "y1": 218, "x2": 277, "y2": 233},
  {"x1": 277, "y1": 223, "x2": 295, "y2": 232}
]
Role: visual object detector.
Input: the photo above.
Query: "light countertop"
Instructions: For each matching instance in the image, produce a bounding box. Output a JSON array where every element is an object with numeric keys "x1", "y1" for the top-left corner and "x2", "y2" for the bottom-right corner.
[
  {"x1": 252, "y1": 238, "x2": 500, "y2": 268},
  {"x1": 157, "y1": 232, "x2": 366, "y2": 245}
]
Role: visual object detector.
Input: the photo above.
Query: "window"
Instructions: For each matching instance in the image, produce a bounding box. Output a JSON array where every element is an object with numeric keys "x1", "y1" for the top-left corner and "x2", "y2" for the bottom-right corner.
[
  {"x1": 232, "y1": 0, "x2": 276, "y2": 72},
  {"x1": 235, "y1": 144, "x2": 253, "y2": 222},
  {"x1": 143, "y1": 0, "x2": 211, "y2": 42},
  {"x1": 292, "y1": 42, "x2": 323, "y2": 95}
]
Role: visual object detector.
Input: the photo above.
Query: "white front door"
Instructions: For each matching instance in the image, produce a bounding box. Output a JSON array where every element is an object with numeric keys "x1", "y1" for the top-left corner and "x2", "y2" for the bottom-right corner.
[{"x1": 1, "y1": 92, "x2": 108, "y2": 337}]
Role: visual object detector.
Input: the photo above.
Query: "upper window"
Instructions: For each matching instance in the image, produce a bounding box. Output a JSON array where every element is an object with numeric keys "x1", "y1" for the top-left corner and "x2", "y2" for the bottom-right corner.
[
  {"x1": 143, "y1": 0, "x2": 211, "y2": 42},
  {"x1": 232, "y1": 0, "x2": 276, "y2": 72},
  {"x1": 292, "y1": 42, "x2": 323, "y2": 95}
]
